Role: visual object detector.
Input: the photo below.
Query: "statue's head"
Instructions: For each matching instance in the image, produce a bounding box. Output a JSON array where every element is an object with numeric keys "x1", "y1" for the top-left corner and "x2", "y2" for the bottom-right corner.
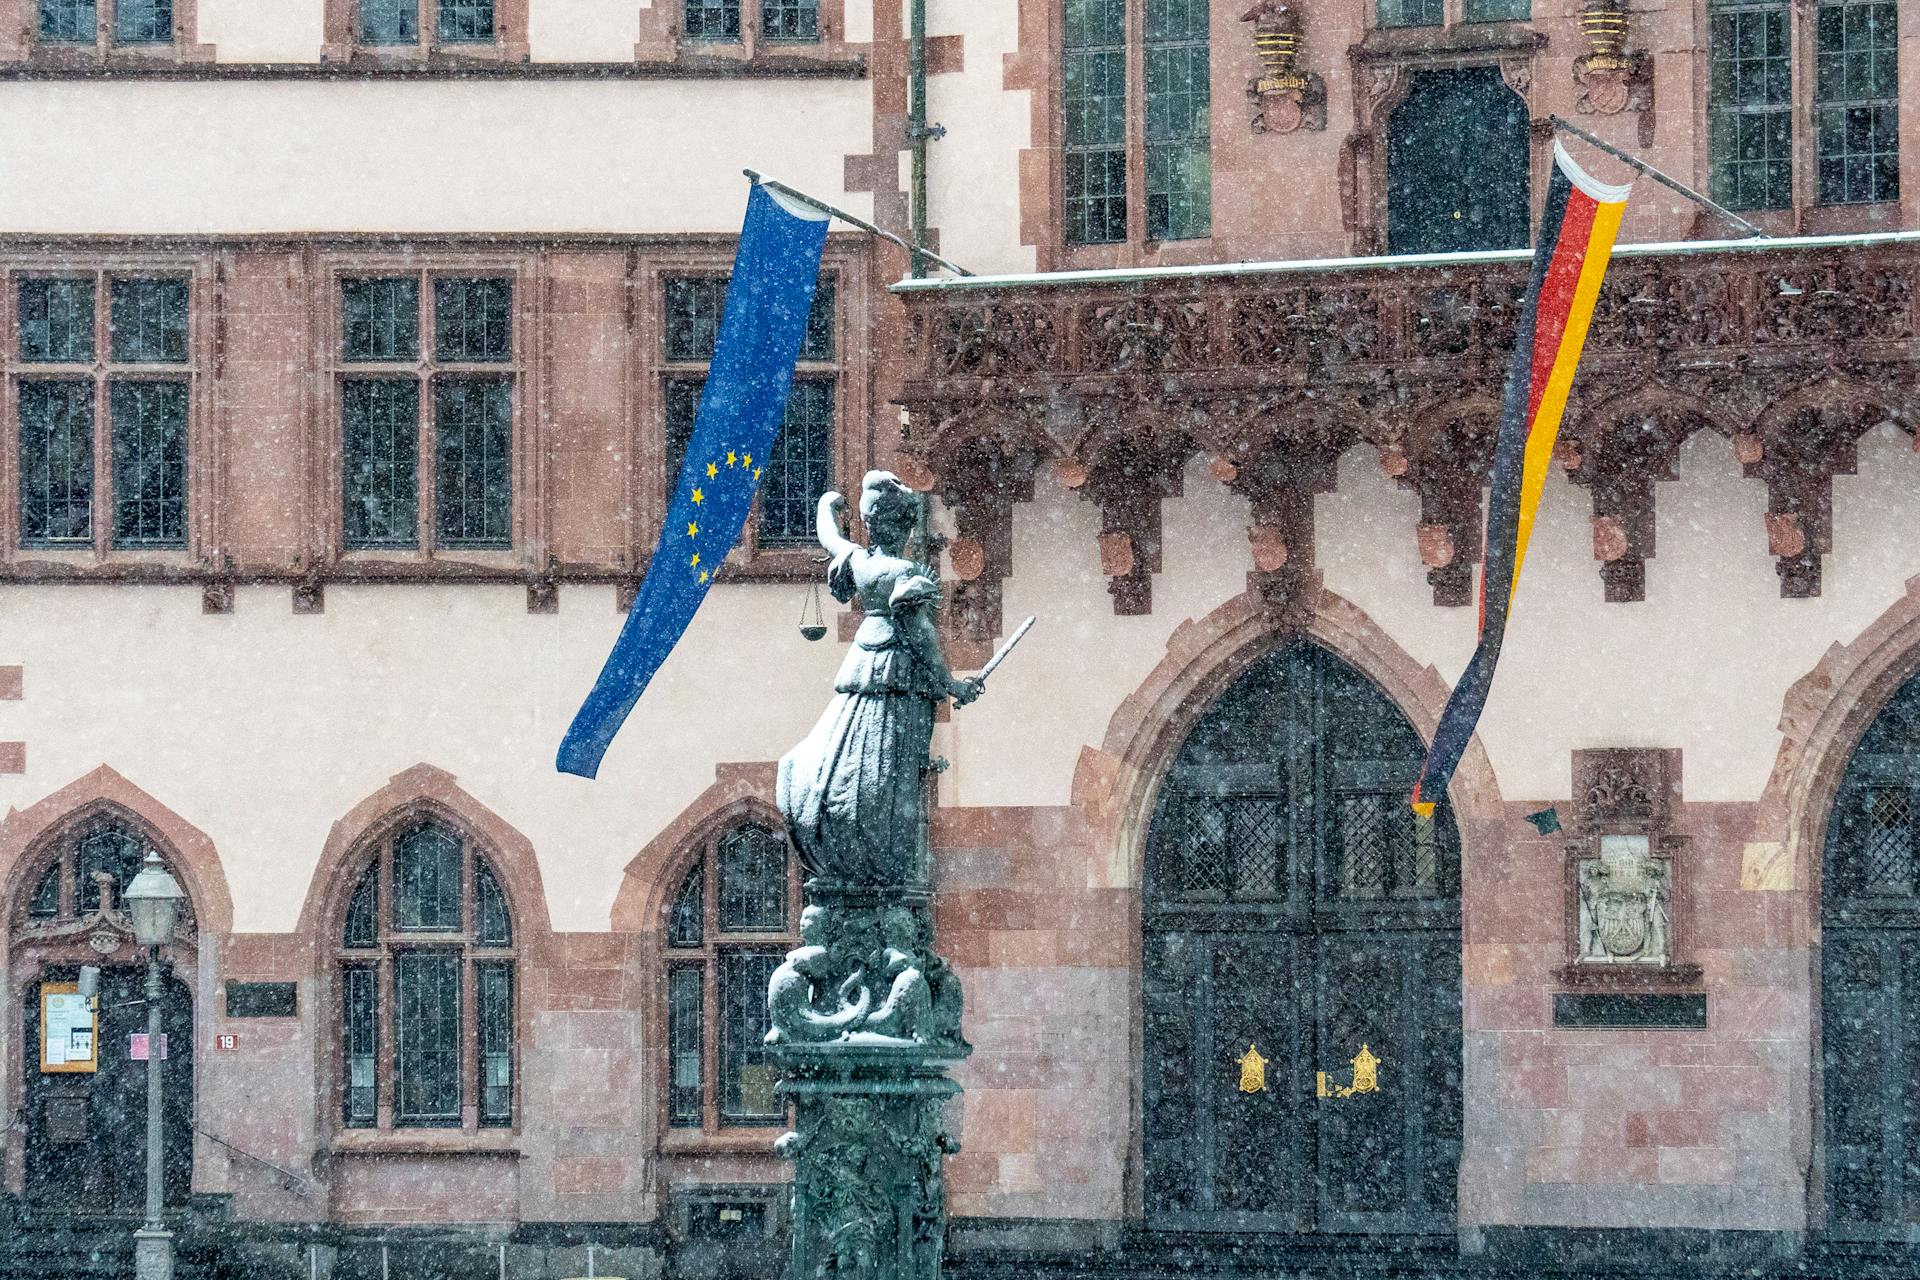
[
  {"x1": 858, "y1": 470, "x2": 919, "y2": 547},
  {"x1": 799, "y1": 904, "x2": 828, "y2": 945},
  {"x1": 880, "y1": 906, "x2": 918, "y2": 951}
]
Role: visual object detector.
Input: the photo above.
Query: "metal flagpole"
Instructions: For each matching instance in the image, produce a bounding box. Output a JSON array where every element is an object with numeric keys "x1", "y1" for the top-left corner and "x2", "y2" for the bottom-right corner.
[
  {"x1": 1549, "y1": 116, "x2": 1768, "y2": 239},
  {"x1": 742, "y1": 168, "x2": 975, "y2": 277}
]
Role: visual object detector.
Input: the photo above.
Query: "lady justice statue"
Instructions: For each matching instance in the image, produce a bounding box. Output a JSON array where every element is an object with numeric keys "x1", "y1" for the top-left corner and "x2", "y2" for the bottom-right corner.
[{"x1": 770, "y1": 471, "x2": 1029, "y2": 1280}]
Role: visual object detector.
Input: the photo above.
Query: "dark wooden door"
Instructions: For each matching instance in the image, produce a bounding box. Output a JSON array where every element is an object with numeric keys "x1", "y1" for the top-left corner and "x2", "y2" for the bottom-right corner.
[
  {"x1": 1142, "y1": 643, "x2": 1462, "y2": 1234},
  {"x1": 1385, "y1": 67, "x2": 1531, "y2": 256},
  {"x1": 1823, "y1": 671, "x2": 1920, "y2": 1240},
  {"x1": 24, "y1": 964, "x2": 194, "y2": 1216}
]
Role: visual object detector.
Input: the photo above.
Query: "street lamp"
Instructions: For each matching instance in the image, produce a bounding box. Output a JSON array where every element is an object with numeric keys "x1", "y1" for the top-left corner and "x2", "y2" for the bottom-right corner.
[{"x1": 123, "y1": 849, "x2": 184, "y2": 1280}]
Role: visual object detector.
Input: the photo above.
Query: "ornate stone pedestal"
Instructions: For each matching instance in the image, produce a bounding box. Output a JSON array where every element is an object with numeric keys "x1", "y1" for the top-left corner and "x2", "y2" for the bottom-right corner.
[{"x1": 768, "y1": 891, "x2": 969, "y2": 1280}]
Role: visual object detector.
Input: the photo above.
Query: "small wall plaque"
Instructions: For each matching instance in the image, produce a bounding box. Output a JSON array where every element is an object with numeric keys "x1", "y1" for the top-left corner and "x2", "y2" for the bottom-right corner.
[
  {"x1": 226, "y1": 982, "x2": 298, "y2": 1018},
  {"x1": 1554, "y1": 993, "x2": 1707, "y2": 1029}
]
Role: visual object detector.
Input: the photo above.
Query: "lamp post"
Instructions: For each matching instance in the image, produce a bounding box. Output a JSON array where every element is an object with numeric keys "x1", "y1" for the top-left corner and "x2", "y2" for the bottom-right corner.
[{"x1": 124, "y1": 850, "x2": 184, "y2": 1280}]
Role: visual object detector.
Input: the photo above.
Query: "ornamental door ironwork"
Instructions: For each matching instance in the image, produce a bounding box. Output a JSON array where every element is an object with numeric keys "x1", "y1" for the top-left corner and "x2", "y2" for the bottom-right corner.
[
  {"x1": 1823, "y1": 669, "x2": 1920, "y2": 1239},
  {"x1": 1142, "y1": 643, "x2": 1462, "y2": 1234}
]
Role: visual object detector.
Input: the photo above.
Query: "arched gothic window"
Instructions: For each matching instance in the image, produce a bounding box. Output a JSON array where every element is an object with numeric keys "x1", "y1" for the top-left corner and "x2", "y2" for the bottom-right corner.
[
  {"x1": 663, "y1": 821, "x2": 798, "y2": 1134},
  {"x1": 336, "y1": 817, "x2": 516, "y2": 1130},
  {"x1": 15, "y1": 819, "x2": 183, "y2": 930}
]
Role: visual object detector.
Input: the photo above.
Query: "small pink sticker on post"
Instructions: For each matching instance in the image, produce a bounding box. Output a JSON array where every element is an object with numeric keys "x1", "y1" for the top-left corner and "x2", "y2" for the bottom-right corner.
[{"x1": 129, "y1": 1033, "x2": 169, "y2": 1061}]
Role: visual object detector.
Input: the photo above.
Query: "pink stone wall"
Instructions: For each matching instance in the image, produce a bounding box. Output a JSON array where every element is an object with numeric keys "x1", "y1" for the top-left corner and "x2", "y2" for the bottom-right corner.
[{"x1": 1460, "y1": 803, "x2": 1809, "y2": 1231}]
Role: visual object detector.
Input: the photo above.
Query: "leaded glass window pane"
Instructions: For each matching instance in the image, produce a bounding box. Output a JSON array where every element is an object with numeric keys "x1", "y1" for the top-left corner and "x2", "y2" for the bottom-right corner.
[
  {"x1": 20, "y1": 279, "x2": 95, "y2": 364},
  {"x1": 28, "y1": 861, "x2": 59, "y2": 917},
  {"x1": 77, "y1": 827, "x2": 141, "y2": 916},
  {"x1": 665, "y1": 277, "x2": 727, "y2": 362},
  {"x1": 434, "y1": 278, "x2": 511, "y2": 364},
  {"x1": 719, "y1": 825, "x2": 788, "y2": 932},
  {"x1": 668, "y1": 863, "x2": 704, "y2": 947},
  {"x1": 19, "y1": 380, "x2": 94, "y2": 549},
  {"x1": 361, "y1": 0, "x2": 418, "y2": 44},
  {"x1": 343, "y1": 278, "x2": 420, "y2": 363},
  {"x1": 434, "y1": 377, "x2": 512, "y2": 548},
  {"x1": 342, "y1": 379, "x2": 420, "y2": 549},
  {"x1": 1145, "y1": 0, "x2": 1211, "y2": 242},
  {"x1": 762, "y1": 0, "x2": 817, "y2": 40},
  {"x1": 664, "y1": 377, "x2": 703, "y2": 490},
  {"x1": 114, "y1": 0, "x2": 170, "y2": 44},
  {"x1": 800, "y1": 280, "x2": 835, "y2": 361},
  {"x1": 475, "y1": 858, "x2": 512, "y2": 946},
  {"x1": 1815, "y1": 0, "x2": 1899, "y2": 205},
  {"x1": 344, "y1": 861, "x2": 378, "y2": 947},
  {"x1": 477, "y1": 960, "x2": 513, "y2": 1125},
  {"x1": 1463, "y1": 0, "x2": 1529, "y2": 19},
  {"x1": 110, "y1": 380, "x2": 186, "y2": 548},
  {"x1": 343, "y1": 964, "x2": 379, "y2": 1127},
  {"x1": 1064, "y1": 0, "x2": 1127, "y2": 246},
  {"x1": 437, "y1": 0, "x2": 493, "y2": 42},
  {"x1": 759, "y1": 379, "x2": 833, "y2": 546},
  {"x1": 393, "y1": 822, "x2": 463, "y2": 932},
  {"x1": 1379, "y1": 0, "x2": 1443, "y2": 27},
  {"x1": 1709, "y1": 0, "x2": 1793, "y2": 210},
  {"x1": 394, "y1": 951, "x2": 462, "y2": 1126},
  {"x1": 668, "y1": 965, "x2": 704, "y2": 1126},
  {"x1": 685, "y1": 0, "x2": 740, "y2": 40},
  {"x1": 110, "y1": 279, "x2": 188, "y2": 364},
  {"x1": 38, "y1": 0, "x2": 95, "y2": 43},
  {"x1": 719, "y1": 950, "x2": 782, "y2": 1122}
]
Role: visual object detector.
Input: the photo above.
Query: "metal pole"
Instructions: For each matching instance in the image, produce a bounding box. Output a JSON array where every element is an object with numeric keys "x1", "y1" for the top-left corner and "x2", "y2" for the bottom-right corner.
[
  {"x1": 908, "y1": 0, "x2": 930, "y2": 279},
  {"x1": 742, "y1": 169, "x2": 974, "y2": 278},
  {"x1": 135, "y1": 947, "x2": 173, "y2": 1280},
  {"x1": 1549, "y1": 115, "x2": 1768, "y2": 239}
]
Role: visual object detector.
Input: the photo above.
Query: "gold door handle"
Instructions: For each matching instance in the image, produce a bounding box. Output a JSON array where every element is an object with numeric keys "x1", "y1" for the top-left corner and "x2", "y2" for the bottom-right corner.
[{"x1": 1316, "y1": 1044, "x2": 1381, "y2": 1098}]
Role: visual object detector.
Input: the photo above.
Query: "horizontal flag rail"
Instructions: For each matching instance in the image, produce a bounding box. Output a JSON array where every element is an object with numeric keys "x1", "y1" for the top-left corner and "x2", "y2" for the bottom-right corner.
[{"x1": 743, "y1": 167, "x2": 974, "y2": 278}]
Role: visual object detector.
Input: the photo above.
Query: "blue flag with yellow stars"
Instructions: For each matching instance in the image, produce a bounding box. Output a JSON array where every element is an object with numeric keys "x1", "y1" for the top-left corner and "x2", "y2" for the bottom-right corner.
[{"x1": 557, "y1": 181, "x2": 830, "y2": 778}]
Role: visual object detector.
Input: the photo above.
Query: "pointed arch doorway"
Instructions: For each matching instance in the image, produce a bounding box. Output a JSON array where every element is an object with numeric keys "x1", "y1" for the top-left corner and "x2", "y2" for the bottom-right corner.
[
  {"x1": 12, "y1": 818, "x2": 196, "y2": 1216},
  {"x1": 1140, "y1": 642, "x2": 1463, "y2": 1233}
]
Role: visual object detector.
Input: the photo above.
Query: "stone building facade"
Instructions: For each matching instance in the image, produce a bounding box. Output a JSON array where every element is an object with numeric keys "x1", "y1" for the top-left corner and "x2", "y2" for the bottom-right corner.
[{"x1": 0, "y1": 0, "x2": 1914, "y2": 1277}]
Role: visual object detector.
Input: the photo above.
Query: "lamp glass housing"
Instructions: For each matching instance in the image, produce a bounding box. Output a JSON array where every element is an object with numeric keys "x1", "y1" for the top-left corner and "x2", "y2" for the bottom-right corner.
[{"x1": 124, "y1": 850, "x2": 184, "y2": 948}]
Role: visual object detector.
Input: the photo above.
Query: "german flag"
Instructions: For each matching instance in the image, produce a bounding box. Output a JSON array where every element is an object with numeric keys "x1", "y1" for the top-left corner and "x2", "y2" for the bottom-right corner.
[{"x1": 1412, "y1": 141, "x2": 1631, "y2": 817}]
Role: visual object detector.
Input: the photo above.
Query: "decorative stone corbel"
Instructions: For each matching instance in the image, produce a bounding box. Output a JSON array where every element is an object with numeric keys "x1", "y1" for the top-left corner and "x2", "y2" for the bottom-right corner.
[
  {"x1": 1561, "y1": 403, "x2": 1696, "y2": 603},
  {"x1": 1072, "y1": 419, "x2": 1191, "y2": 616},
  {"x1": 1242, "y1": 2, "x2": 1325, "y2": 135},
  {"x1": 1396, "y1": 409, "x2": 1496, "y2": 608},
  {"x1": 1212, "y1": 419, "x2": 1341, "y2": 629}
]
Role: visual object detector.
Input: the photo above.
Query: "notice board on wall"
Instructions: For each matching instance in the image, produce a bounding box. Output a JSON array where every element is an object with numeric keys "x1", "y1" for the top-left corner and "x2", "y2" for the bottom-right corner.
[{"x1": 40, "y1": 982, "x2": 98, "y2": 1074}]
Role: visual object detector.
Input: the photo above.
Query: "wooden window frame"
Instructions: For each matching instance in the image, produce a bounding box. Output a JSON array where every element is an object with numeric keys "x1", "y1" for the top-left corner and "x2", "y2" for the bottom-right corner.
[
  {"x1": 1054, "y1": 0, "x2": 1216, "y2": 267},
  {"x1": 322, "y1": 0, "x2": 530, "y2": 64},
  {"x1": 657, "y1": 821, "x2": 801, "y2": 1151},
  {"x1": 317, "y1": 255, "x2": 539, "y2": 572},
  {"x1": 632, "y1": 238, "x2": 867, "y2": 585},
  {"x1": 1695, "y1": 0, "x2": 1902, "y2": 237},
  {"x1": 330, "y1": 816, "x2": 519, "y2": 1137},
  {"x1": 1, "y1": 259, "x2": 214, "y2": 568}
]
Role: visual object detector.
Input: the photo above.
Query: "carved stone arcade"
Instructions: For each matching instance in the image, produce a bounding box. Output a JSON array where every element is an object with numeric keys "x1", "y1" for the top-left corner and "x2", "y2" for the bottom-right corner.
[{"x1": 895, "y1": 240, "x2": 1920, "y2": 646}]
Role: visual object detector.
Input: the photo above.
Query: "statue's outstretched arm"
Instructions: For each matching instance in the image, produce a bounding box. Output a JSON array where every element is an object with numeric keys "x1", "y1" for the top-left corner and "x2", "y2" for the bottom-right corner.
[{"x1": 815, "y1": 491, "x2": 860, "y2": 561}]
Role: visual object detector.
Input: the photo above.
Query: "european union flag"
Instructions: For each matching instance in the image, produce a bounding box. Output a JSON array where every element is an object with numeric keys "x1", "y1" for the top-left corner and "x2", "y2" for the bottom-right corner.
[{"x1": 557, "y1": 181, "x2": 831, "y2": 778}]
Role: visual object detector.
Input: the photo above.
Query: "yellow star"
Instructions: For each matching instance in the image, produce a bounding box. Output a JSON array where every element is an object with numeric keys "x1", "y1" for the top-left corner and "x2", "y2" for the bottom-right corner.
[
  {"x1": 742, "y1": 453, "x2": 752, "y2": 469},
  {"x1": 707, "y1": 462, "x2": 718, "y2": 479},
  {"x1": 692, "y1": 488, "x2": 703, "y2": 504},
  {"x1": 690, "y1": 553, "x2": 700, "y2": 567},
  {"x1": 687, "y1": 521, "x2": 699, "y2": 537},
  {"x1": 752, "y1": 467, "x2": 761, "y2": 481},
  {"x1": 699, "y1": 569, "x2": 710, "y2": 584},
  {"x1": 727, "y1": 451, "x2": 738, "y2": 467}
]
